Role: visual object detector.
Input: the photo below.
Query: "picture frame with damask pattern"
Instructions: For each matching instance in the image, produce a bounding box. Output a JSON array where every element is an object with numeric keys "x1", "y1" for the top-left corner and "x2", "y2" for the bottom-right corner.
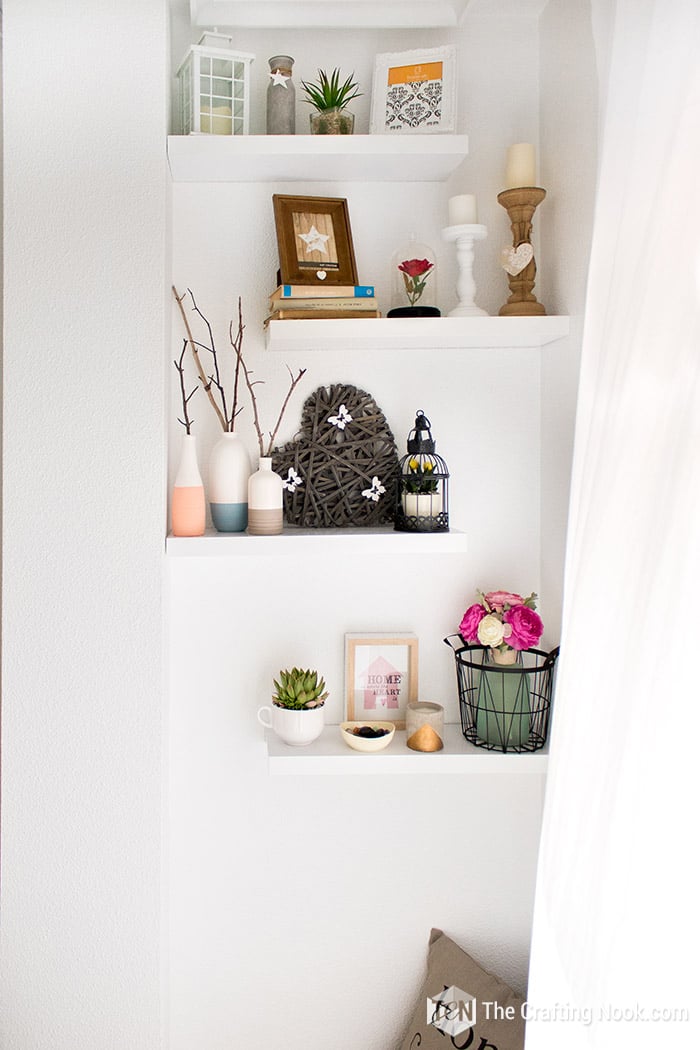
[{"x1": 370, "y1": 47, "x2": 456, "y2": 135}]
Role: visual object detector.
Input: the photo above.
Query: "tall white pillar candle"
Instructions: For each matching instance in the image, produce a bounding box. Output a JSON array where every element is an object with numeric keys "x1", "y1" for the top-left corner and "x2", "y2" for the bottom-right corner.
[
  {"x1": 505, "y1": 143, "x2": 536, "y2": 188},
  {"x1": 448, "y1": 194, "x2": 477, "y2": 225}
]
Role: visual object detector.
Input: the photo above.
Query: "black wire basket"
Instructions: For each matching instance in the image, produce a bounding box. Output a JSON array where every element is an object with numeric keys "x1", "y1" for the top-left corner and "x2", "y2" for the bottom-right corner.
[{"x1": 444, "y1": 635, "x2": 559, "y2": 753}]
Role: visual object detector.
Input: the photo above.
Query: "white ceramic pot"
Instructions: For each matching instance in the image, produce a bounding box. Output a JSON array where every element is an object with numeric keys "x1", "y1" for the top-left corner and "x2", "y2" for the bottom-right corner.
[
  {"x1": 401, "y1": 491, "x2": 442, "y2": 518},
  {"x1": 257, "y1": 703, "x2": 324, "y2": 746},
  {"x1": 208, "y1": 432, "x2": 251, "y2": 533},
  {"x1": 171, "y1": 433, "x2": 205, "y2": 537},
  {"x1": 248, "y1": 457, "x2": 283, "y2": 535}
]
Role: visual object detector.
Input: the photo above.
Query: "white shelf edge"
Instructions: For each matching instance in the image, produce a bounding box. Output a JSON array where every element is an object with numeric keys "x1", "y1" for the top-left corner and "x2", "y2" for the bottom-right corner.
[
  {"x1": 264, "y1": 315, "x2": 570, "y2": 351},
  {"x1": 264, "y1": 724, "x2": 549, "y2": 774},
  {"x1": 166, "y1": 526, "x2": 468, "y2": 557},
  {"x1": 167, "y1": 134, "x2": 470, "y2": 183},
  {"x1": 190, "y1": 0, "x2": 467, "y2": 29}
]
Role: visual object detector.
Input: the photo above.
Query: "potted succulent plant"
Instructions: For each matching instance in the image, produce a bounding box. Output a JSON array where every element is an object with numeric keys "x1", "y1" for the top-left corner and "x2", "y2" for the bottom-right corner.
[
  {"x1": 257, "y1": 667, "x2": 329, "y2": 746},
  {"x1": 300, "y1": 68, "x2": 361, "y2": 135}
]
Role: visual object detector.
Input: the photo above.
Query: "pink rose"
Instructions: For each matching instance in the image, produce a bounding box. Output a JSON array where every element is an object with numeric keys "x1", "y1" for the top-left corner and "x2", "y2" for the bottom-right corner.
[
  {"x1": 503, "y1": 604, "x2": 543, "y2": 650},
  {"x1": 484, "y1": 590, "x2": 524, "y2": 612},
  {"x1": 459, "y1": 603, "x2": 486, "y2": 643}
]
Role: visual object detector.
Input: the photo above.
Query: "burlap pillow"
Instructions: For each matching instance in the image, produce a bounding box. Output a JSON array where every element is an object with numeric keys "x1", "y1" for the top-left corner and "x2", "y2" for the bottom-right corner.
[{"x1": 398, "y1": 929, "x2": 525, "y2": 1050}]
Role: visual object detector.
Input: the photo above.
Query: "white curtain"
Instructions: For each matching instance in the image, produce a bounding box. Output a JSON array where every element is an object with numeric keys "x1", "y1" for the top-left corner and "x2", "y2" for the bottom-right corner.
[{"x1": 526, "y1": 2, "x2": 700, "y2": 1047}]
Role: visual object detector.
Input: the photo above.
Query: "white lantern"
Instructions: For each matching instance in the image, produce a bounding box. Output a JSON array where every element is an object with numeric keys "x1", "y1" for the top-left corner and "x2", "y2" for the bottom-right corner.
[{"x1": 176, "y1": 32, "x2": 255, "y2": 136}]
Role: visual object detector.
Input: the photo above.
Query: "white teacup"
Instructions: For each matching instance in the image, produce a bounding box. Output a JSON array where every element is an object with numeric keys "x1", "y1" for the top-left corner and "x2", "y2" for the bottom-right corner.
[{"x1": 257, "y1": 704, "x2": 325, "y2": 746}]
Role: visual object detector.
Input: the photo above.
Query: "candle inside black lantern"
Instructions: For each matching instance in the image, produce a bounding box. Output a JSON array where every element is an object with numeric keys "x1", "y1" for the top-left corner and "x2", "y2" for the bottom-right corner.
[{"x1": 395, "y1": 411, "x2": 449, "y2": 533}]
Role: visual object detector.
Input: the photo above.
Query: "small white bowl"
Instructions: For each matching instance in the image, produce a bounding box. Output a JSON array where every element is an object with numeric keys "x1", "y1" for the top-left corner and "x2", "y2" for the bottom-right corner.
[{"x1": 340, "y1": 721, "x2": 395, "y2": 753}]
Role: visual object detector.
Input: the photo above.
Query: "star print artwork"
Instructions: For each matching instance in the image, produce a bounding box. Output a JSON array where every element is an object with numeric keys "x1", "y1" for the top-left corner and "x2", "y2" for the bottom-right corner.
[
  {"x1": 272, "y1": 195, "x2": 358, "y2": 286},
  {"x1": 292, "y1": 210, "x2": 339, "y2": 272}
]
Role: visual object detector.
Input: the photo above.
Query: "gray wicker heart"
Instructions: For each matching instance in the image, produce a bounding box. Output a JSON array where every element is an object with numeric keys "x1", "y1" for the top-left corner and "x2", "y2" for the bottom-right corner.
[{"x1": 272, "y1": 384, "x2": 400, "y2": 528}]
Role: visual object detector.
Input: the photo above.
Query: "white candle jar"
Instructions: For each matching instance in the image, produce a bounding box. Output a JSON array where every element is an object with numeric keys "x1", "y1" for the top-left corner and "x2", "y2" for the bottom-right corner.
[{"x1": 405, "y1": 701, "x2": 444, "y2": 752}]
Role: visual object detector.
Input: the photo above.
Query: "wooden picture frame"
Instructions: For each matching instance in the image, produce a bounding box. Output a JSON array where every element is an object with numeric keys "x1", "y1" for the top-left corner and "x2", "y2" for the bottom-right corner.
[
  {"x1": 345, "y1": 633, "x2": 418, "y2": 729},
  {"x1": 370, "y1": 46, "x2": 457, "y2": 135},
  {"x1": 272, "y1": 194, "x2": 359, "y2": 286}
]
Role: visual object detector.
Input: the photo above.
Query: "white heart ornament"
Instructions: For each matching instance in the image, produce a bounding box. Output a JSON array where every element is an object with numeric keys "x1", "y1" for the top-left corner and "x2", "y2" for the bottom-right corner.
[
  {"x1": 501, "y1": 243, "x2": 534, "y2": 276},
  {"x1": 316, "y1": 270, "x2": 327, "y2": 280}
]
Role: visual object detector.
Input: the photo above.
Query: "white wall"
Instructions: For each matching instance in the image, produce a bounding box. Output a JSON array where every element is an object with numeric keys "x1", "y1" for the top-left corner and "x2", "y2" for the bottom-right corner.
[
  {"x1": 165, "y1": 11, "x2": 583, "y2": 1050},
  {"x1": 0, "y1": 2, "x2": 598, "y2": 1047},
  {"x1": 539, "y1": 0, "x2": 598, "y2": 641},
  {"x1": 1, "y1": 3, "x2": 167, "y2": 1048}
]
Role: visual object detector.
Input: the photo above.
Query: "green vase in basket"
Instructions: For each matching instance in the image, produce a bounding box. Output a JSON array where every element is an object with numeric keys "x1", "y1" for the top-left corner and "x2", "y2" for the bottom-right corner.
[{"x1": 475, "y1": 649, "x2": 530, "y2": 749}]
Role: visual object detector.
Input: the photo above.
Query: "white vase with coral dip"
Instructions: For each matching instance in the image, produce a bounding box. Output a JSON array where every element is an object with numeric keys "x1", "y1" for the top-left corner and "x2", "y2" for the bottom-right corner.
[
  {"x1": 171, "y1": 344, "x2": 205, "y2": 537},
  {"x1": 172, "y1": 434, "x2": 205, "y2": 537}
]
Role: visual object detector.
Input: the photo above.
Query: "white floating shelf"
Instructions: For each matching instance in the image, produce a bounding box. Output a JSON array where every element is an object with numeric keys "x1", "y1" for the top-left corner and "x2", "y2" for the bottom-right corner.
[
  {"x1": 264, "y1": 315, "x2": 570, "y2": 351},
  {"x1": 264, "y1": 724, "x2": 549, "y2": 774},
  {"x1": 167, "y1": 134, "x2": 470, "y2": 183},
  {"x1": 166, "y1": 526, "x2": 468, "y2": 557},
  {"x1": 190, "y1": 0, "x2": 470, "y2": 28}
]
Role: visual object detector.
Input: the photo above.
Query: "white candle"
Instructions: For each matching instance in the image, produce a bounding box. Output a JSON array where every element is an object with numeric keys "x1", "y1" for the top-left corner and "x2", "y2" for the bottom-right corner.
[
  {"x1": 505, "y1": 143, "x2": 536, "y2": 189},
  {"x1": 406, "y1": 701, "x2": 444, "y2": 752},
  {"x1": 448, "y1": 194, "x2": 478, "y2": 225}
]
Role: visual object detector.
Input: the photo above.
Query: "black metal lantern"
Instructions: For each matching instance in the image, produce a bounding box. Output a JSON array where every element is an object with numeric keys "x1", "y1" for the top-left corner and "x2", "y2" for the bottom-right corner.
[{"x1": 395, "y1": 411, "x2": 449, "y2": 533}]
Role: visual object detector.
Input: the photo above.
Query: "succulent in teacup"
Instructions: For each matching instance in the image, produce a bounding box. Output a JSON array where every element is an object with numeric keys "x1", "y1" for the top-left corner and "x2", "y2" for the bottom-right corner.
[{"x1": 273, "y1": 668, "x2": 329, "y2": 710}]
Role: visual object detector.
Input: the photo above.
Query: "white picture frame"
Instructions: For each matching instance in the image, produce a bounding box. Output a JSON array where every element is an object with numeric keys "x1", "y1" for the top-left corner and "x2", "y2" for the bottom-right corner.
[
  {"x1": 369, "y1": 46, "x2": 457, "y2": 135},
  {"x1": 345, "y1": 633, "x2": 419, "y2": 729}
]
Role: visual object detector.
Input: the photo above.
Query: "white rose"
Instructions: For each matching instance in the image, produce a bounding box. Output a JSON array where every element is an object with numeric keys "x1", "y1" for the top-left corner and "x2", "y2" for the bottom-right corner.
[{"x1": 477, "y1": 614, "x2": 506, "y2": 648}]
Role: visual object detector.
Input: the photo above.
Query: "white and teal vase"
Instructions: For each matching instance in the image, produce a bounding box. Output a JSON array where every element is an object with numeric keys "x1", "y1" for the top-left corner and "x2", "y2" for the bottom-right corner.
[
  {"x1": 208, "y1": 432, "x2": 251, "y2": 533},
  {"x1": 248, "y1": 457, "x2": 283, "y2": 535}
]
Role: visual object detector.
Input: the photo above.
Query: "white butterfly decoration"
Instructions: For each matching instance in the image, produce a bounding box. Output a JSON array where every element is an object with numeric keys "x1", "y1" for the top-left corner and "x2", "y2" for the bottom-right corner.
[
  {"x1": 327, "y1": 403, "x2": 353, "y2": 430},
  {"x1": 362, "y1": 476, "x2": 386, "y2": 503},
  {"x1": 283, "y1": 467, "x2": 303, "y2": 493}
]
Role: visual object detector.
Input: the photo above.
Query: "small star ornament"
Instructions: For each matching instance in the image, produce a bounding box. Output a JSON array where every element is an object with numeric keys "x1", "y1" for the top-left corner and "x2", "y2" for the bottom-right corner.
[
  {"x1": 298, "y1": 225, "x2": 330, "y2": 255},
  {"x1": 269, "y1": 69, "x2": 290, "y2": 88}
]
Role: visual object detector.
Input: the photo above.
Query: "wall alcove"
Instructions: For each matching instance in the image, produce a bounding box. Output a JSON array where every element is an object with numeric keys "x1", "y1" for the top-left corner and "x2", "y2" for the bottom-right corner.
[{"x1": 165, "y1": 1, "x2": 594, "y2": 1046}]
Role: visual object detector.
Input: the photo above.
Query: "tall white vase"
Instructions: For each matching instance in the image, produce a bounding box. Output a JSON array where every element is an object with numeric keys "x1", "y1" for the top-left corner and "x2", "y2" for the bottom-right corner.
[
  {"x1": 171, "y1": 433, "x2": 205, "y2": 537},
  {"x1": 248, "y1": 457, "x2": 283, "y2": 535},
  {"x1": 208, "y1": 432, "x2": 251, "y2": 533}
]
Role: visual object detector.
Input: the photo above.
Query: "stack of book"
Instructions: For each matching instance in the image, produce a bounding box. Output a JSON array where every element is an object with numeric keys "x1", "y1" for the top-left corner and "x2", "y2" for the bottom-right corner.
[{"x1": 265, "y1": 283, "x2": 380, "y2": 323}]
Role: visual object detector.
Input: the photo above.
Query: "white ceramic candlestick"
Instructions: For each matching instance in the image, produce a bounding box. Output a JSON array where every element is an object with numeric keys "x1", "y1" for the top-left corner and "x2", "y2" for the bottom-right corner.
[{"x1": 441, "y1": 224, "x2": 488, "y2": 317}]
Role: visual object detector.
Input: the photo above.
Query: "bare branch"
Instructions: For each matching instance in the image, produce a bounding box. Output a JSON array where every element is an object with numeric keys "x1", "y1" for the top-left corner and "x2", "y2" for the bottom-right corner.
[
  {"x1": 174, "y1": 340, "x2": 198, "y2": 434},
  {"x1": 232, "y1": 315, "x2": 266, "y2": 456},
  {"x1": 172, "y1": 286, "x2": 226, "y2": 430},
  {"x1": 187, "y1": 288, "x2": 229, "y2": 428},
  {"x1": 228, "y1": 297, "x2": 246, "y2": 433},
  {"x1": 265, "y1": 366, "x2": 307, "y2": 455}
]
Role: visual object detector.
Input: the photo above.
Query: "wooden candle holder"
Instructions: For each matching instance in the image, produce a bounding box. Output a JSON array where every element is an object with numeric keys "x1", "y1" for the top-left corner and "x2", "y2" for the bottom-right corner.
[{"x1": 497, "y1": 186, "x2": 546, "y2": 316}]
